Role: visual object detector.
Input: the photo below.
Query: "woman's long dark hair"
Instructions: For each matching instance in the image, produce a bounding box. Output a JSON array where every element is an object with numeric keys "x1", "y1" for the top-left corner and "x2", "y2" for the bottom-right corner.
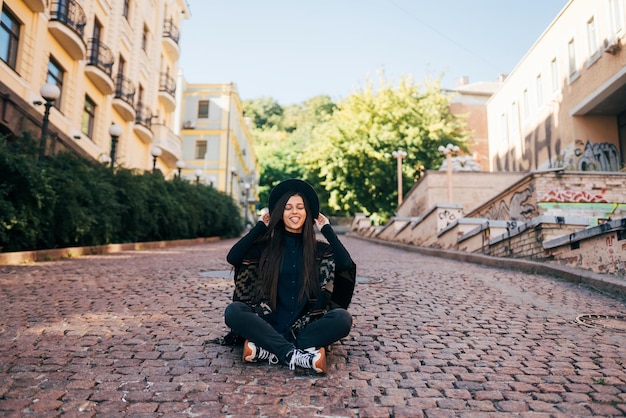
[{"x1": 257, "y1": 192, "x2": 319, "y2": 311}]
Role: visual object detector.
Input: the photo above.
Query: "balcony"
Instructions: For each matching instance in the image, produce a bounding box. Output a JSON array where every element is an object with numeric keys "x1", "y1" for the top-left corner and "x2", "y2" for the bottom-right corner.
[
  {"x1": 158, "y1": 72, "x2": 176, "y2": 111},
  {"x1": 85, "y1": 39, "x2": 114, "y2": 95},
  {"x1": 48, "y1": 0, "x2": 86, "y2": 60},
  {"x1": 152, "y1": 124, "x2": 182, "y2": 163},
  {"x1": 113, "y1": 74, "x2": 136, "y2": 121},
  {"x1": 162, "y1": 19, "x2": 180, "y2": 60},
  {"x1": 24, "y1": 0, "x2": 46, "y2": 12},
  {"x1": 134, "y1": 103, "x2": 153, "y2": 143}
]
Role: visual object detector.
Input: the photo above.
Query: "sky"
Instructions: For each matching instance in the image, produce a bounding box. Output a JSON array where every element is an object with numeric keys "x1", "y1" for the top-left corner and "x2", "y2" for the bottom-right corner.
[{"x1": 178, "y1": 1, "x2": 569, "y2": 106}]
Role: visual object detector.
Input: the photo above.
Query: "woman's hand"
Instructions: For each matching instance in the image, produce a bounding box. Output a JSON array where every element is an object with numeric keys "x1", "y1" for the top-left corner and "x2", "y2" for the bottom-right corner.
[
  {"x1": 315, "y1": 213, "x2": 330, "y2": 230},
  {"x1": 259, "y1": 211, "x2": 270, "y2": 226}
]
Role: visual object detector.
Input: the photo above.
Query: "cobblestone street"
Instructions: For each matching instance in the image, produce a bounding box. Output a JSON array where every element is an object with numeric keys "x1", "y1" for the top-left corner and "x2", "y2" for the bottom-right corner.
[{"x1": 0, "y1": 235, "x2": 625, "y2": 417}]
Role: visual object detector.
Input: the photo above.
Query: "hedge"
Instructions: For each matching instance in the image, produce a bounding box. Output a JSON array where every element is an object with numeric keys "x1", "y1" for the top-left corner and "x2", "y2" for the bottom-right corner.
[{"x1": 0, "y1": 133, "x2": 242, "y2": 252}]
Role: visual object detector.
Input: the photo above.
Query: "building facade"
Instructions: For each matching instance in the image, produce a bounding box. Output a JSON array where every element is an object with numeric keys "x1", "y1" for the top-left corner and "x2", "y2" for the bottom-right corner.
[
  {"x1": 0, "y1": 0, "x2": 189, "y2": 176},
  {"x1": 447, "y1": 76, "x2": 502, "y2": 172},
  {"x1": 178, "y1": 81, "x2": 260, "y2": 223},
  {"x1": 487, "y1": 0, "x2": 626, "y2": 173}
]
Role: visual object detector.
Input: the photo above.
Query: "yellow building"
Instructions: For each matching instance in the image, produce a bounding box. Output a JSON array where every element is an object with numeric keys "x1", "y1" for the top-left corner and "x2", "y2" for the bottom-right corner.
[
  {"x1": 488, "y1": 0, "x2": 626, "y2": 173},
  {"x1": 0, "y1": 0, "x2": 189, "y2": 176},
  {"x1": 178, "y1": 81, "x2": 260, "y2": 224}
]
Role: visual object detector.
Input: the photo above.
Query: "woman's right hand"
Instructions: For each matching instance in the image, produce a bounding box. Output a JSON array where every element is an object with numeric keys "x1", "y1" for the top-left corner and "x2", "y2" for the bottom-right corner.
[{"x1": 260, "y1": 211, "x2": 270, "y2": 226}]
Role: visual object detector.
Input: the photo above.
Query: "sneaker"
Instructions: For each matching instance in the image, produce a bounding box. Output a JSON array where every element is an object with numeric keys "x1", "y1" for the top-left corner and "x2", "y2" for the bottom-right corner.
[
  {"x1": 288, "y1": 347, "x2": 327, "y2": 374},
  {"x1": 243, "y1": 340, "x2": 279, "y2": 365}
]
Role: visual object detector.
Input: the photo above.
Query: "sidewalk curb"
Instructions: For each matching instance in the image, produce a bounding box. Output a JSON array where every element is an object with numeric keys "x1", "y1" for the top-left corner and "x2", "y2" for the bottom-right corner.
[
  {"x1": 0, "y1": 236, "x2": 221, "y2": 266},
  {"x1": 349, "y1": 233, "x2": 626, "y2": 302}
]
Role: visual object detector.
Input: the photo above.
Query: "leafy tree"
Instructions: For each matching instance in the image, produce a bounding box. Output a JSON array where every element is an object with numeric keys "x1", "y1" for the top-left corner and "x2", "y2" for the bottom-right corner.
[
  {"x1": 244, "y1": 95, "x2": 337, "y2": 209},
  {"x1": 242, "y1": 97, "x2": 284, "y2": 130},
  {"x1": 301, "y1": 73, "x2": 470, "y2": 222}
]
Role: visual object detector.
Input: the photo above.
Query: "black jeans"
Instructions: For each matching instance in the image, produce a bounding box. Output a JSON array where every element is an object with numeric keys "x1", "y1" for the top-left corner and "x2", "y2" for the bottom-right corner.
[{"x1": 224, "y1": 301, "x2": 352, "y2": 362}]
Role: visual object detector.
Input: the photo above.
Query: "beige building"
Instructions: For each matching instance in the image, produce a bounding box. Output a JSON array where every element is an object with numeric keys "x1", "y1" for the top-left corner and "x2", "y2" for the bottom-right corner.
[
  {"x1": 446, "y1": 76, "x2": 502, "y2": 172},
  {"x1": 0, "y1": 0, "x2": 189, "y2": 176},
  {"x1": 178, "y1": 81, "x2": 260, "y2": 223},
  {"x1": 488, "y1": 0, "x2": 626, "y2": 173}
]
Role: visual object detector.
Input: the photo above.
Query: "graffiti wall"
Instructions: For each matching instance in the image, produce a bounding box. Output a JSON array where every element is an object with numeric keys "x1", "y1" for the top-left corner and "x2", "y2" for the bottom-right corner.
[
  {"x1": 493, "y1": 115, "x2": 623, "y2": 172},
  {"x1": 475, "y1": 181, "x2": 538, "y2": 221}
]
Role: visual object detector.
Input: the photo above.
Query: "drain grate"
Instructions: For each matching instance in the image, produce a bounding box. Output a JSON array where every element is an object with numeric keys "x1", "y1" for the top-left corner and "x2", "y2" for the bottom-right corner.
[
  {"x1": 199, "y1": 270, "x2": 233, "y2": 279},
  {"x1": 575, "y1": 314, "x2": 626, "y2": 332}
]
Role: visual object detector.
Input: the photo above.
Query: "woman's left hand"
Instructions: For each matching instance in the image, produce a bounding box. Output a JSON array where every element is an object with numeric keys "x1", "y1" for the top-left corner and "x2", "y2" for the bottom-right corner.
[{"x1": 315, "y1": 213, "x2": 330, "y2": 230}]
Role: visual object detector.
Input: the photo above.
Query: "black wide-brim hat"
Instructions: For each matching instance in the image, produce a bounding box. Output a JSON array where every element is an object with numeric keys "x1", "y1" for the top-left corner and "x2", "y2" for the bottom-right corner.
[{"x1": 268, "y1": 179, "x2": 320, "y2": 218}]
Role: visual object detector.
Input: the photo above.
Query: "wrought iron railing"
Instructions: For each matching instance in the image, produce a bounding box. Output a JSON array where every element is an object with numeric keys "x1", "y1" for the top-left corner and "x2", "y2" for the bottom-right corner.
[
  {"x1": 159, "y1": 73, "x2": 176, "y2": 96},
  {"x1": 114, "y1": 74, "x2": 135, "y2": 107},
  {"x1": 163, "y1": 19, "x2": 180, "y2": 44},
  {"x1": 50, "y1": 0, "x2": 86, "y2": 38},
  {"x1": 135, "y1": 103, "x2": 153, "y2": 129},
  {"x1": 87, "y1": 38, "x2": 114, "y2": 77}
]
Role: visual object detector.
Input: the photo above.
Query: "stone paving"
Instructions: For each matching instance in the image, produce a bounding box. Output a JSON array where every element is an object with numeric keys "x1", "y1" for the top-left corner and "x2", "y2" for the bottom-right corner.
[{"x1": 0, "y1": 235, "x2": 625, "y2": 417}]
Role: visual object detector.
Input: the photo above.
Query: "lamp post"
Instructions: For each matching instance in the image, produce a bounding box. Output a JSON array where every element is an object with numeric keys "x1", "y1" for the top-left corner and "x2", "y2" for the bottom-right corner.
[
  {"x1": 392, "y1": 150, "x2": 407, "y2": 207},
  {"x1": 243, "y1": 182, "x2": 251, "y2": 226},
  {"x1": 150, "y1": 145, "x2": 162, "y2": 173},
  {"x1": 36, "y1": 83, "x2": 61, "y2": 162},
  {"x1": 194, "y1": 169, "x2": 203, "y2": 184},
  {"x1": 229, "y1": 166, "x2": 238, "y2": 196},
  {"x1": 438, "y1": 143, "x2": 460, "y2": 202},
  {"x1": 176, "y1": 159, "x2": 185, "y2": 179},
  {"x1": 108, "y1": 124, "x2": 123, "y2": 171}
]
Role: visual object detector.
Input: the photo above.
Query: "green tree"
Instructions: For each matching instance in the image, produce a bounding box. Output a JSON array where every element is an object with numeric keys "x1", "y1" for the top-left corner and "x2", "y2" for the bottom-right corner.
[
  {"x1": 245, "y1": 95, "x2": 337, "y2": 209},
  {"x1": 242, "y1": 97, "x2": 284, "y2": 130},
  {"x1": 302, "y1": 73, "x2": 470, "y2": 222}
]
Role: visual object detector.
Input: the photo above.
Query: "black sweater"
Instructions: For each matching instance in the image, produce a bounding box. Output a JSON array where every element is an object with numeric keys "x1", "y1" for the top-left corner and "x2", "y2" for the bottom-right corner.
[{"x1": 226, "y1": 222, "x2": 354, "y2": 335}]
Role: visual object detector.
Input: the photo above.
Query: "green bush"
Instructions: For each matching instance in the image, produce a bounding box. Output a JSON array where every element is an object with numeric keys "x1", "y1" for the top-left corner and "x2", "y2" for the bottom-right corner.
[{"x1": 0, "y1": 134, "x2": 242, "y2": 252}]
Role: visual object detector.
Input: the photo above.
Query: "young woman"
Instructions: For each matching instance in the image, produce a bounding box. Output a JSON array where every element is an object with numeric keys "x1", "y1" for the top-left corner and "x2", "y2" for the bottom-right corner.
[{"x1": 224, "y1": 179, "x2": 356, "y2": 374}]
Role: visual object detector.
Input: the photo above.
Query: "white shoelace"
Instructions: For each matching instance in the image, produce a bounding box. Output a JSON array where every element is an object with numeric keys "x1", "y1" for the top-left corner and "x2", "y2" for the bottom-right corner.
[
  {"x1": 257, "y1": 346, "x2": 279, "y2": 365},
  {"x1": 288, "y1": 349, "x2": 311, "y2": 370}
]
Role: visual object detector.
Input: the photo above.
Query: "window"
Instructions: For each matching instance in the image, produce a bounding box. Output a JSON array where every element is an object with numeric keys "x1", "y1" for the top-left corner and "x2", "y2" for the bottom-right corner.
[
  {"x1": 197, "y1": 100, "x2": 209, "y2": 118},
  {"x1": 46, "y1": 56, "x2": 64, "y2": 109},
  {"x1": 522, "y1": 88, "x2": 529, "y2": 120},
  {"x1": 195, "y1": 140, "x2": 207, "y2": 159},
  {"x1": 536, "y1": 74, "x2": 543, "y2": 107},
  {"x1": 500, "y1": 113, "x2": 509, "y2": 146},
  {"x1": 122, "y1": 0, "x2": 130, "y2": 20},
  {"x1": 568, "y1": 38, "x2": 577, "y2": 77},
  {"x1": 81, "y1": 95, "x2": 96, "y2": 138},
  {"x1": 550, "y1": 58, "x2": 559, "y2": 92},
  {"x1": 610, "y1": 0, "x2": 624, "y2": 34},
  {"x1": 511, "y1": 101, "x2": 519, "y2": 134},
  {"x1": 0, "y1": 6, "x2": 20, "y2": 69},
  {"x1": 586, "y1": 16, "x2": 599, "y2": 57},
  {"x1": 141, "y1": 24, "x2": 148, "y2": 51}
]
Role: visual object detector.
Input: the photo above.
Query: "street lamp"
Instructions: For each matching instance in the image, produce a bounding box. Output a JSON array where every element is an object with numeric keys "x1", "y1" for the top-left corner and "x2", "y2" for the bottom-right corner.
[
  {"x1": 150, "y1": 145, "x2": 162, "y2": 173},
  {"x1": 438, "y1": 143, "x2": 460, "y2": 202},
  {"x1": 99, "y1": 153, "x2": 111, "y2": 165},
  {"x1": 176, "y1": 159, "x2": 186, "y2": 178},
  {"x1": 194, "y1": 168, "x2": 203, "y2": 184},
  {"x1": 108, "y1": 124, "x2": 123, "y2": 171},
  {"x1": 392, "y1": 150, "x2": 407, "y2": 207},
  {"x1": 36, "y1": 83, "x2": 61, "y2": 162}
]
